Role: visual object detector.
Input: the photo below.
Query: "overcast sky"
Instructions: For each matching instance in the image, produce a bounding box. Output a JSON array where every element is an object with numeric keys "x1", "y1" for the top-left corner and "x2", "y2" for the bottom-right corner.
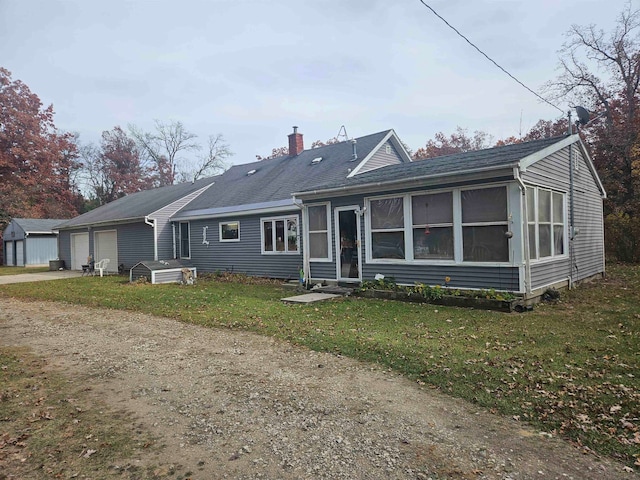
[{"x1": 0, "y1": 0, "x2": 631, "y2": 168}]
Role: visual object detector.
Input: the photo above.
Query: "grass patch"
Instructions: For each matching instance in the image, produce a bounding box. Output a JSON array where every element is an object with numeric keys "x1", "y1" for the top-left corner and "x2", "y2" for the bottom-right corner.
[
  {"x1": 0, "y1": 266, "x2": 49, "y2": 276},
  {"x1": 1, "y1": 265, "x2": 639, "y2": 470}
]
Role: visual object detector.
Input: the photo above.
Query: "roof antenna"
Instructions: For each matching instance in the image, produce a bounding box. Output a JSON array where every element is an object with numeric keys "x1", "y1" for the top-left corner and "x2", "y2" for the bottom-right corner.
[{"x1": 336, "y1": 125, "x2": 349, "y2": 142}]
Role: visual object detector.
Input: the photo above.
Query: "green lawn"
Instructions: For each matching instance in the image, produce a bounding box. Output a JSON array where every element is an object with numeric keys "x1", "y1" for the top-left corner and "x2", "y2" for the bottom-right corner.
[
  {"x1": 1, "y1": 266, "x2": 638, "y2": 469},
  {"x1": 0, "y1": 266, "x2": 49, "y2": 275}
]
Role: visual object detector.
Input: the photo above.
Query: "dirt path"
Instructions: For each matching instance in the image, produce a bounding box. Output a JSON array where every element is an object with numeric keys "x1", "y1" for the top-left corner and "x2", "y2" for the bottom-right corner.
[{"x1": 0, "y1": 298, "x2": 633, "y2": 479}]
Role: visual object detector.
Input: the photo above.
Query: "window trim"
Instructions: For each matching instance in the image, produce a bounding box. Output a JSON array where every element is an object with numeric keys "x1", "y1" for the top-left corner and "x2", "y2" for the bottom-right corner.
[
  {"x1": 527, "y1": 186, "x2": 567, "y2": 262},
  {"x1": 460, "y1": 186, "x2": 510, "y2": 263},
  {"x1": 369, "y1": 194, "x2": 407, "y2": 261},
  {"x1": 305, "y1": 203, "x2": 332, "y2": 262},
  {"x1": 365, "y1": 184, "x2": 513, "y2": 265},
  {"x1": 411, "y1": 191, "x2": 454, "y2": 261},
  {"x1": 260, "y1": 214, "x2": 300, "y2": 255},
  {"x1": 219, "y1": 220, "x2": 240, "y2": 242}
]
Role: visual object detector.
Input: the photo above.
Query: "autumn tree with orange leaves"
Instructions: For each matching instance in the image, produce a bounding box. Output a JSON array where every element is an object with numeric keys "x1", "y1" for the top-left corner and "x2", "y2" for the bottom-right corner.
[{"x1": 0, "y1": 68, "x2": 81, "y2": 261}]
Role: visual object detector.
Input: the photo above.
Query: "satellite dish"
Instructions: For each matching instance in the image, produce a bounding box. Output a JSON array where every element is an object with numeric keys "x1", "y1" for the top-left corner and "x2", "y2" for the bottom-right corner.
[{"x1": 575, "y1": 106, "x2": 590, "y2": 125}]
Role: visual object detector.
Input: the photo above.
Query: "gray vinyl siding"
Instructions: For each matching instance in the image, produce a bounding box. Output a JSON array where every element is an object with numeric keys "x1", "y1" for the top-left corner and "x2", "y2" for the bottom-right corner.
[
  {"x1": 110, "y1": 222, "x2": 154, "y2": 269},
  {"x1": 529, "y1": 258, "x2": 571, "y2": 291},
  {"x1": 187, "y1": 211, "x2": 303, "y2": 280},
  {"x1": 524, "y1": 144, "x2": 605, "y2": 289},
  {"x1": 357, "y1": 141, "x2": 403, "y2": 175},
  {"x1": 361, "y1": 263, "x2": 520, "y2": 291}
]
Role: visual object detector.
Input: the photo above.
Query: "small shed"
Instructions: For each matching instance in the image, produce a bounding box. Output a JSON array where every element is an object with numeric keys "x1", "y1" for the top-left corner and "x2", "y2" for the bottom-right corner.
[
  {"x1": 3, "y1": 218, "x2": 66, "y2": 267},
  {"x1": 130, "y1": 260, "x2": 197, "y2": 284}
]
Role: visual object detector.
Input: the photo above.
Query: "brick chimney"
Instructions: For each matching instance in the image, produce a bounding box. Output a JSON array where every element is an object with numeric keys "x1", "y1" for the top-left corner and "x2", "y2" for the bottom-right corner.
[{"x1": 288, "y1": 126, "x2": 304, "y2": 156}]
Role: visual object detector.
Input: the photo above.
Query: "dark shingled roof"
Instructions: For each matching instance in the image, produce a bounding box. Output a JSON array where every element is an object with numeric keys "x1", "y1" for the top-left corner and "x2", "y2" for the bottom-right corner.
[
  {"x1": 10, "y1": 218, "x2": 67, "y2": 233},
  {"x1": 305, "y1": 135, "x2": 568, "y2": 192},
  {"x1": 57, "y1": 177, "x2": 217, "y2": 229},
  {"x1": 177, "y1": 130, "x2": 393, "y2": 213}
]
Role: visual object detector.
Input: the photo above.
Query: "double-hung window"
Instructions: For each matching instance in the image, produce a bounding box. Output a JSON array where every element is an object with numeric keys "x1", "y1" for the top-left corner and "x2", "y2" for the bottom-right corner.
[
  {"x1": 262, "y1": 216, "x2": 299, "y2": 254},
  {"x1": 307, "y1": 204, "x2": 331, "y2": 260},
  {"x1": 370, "y1": 196, "x2": 405, "y2": 259},
  {"x1": 461, "y1": 187, "x2": 509, "y2": 262},
  {"x1": 527, "y1": 187, "x2": 565, "y2": 260}
]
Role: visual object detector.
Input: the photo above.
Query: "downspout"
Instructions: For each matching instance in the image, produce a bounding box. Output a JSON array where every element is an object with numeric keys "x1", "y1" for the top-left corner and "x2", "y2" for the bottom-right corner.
[
  {"x1": 172, "y1": 223, "x2": 177, "y2": 259},
  {"x1": 567, "y1": 114, "x2": 575, "y2": 289},
  {"x1": 292, "y1": 195, "x2": 309, "y2": 288},
  {"x1": 144, "y1": 216, "x2": 158, "y2": 261},
  {"x1": 515, "y1": 168, "x2": 531, "y2": 295}
]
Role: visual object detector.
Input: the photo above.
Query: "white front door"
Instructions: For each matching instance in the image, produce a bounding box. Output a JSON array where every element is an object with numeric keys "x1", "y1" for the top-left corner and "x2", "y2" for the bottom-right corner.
[{"x1": 335, "y1": 206, "x2": 362, "y2": 282}]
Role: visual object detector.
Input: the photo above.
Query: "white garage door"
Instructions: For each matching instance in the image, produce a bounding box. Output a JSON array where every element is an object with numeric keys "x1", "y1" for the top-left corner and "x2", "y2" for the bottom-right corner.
[
  {"x1": 71, "y1": 233, "x2": 89, "y2": 270},
  {"x1": 5, "y1": 242, "x2": 14, "y2": 266},
  {"x1": 16, "y1": 240, "x2": 24, "y2": 266},
  {"x1": 94, "y1": 230, "x2": 118, "y2": 272}
]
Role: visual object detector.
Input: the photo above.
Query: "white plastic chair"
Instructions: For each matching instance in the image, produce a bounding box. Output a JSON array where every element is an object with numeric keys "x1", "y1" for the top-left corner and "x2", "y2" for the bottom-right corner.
[{"x1": 94, "y1": 259, "x2": 110, "y2": 277}]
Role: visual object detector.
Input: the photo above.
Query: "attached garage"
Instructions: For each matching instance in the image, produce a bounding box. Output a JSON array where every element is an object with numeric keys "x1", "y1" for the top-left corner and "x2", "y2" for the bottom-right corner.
[
  {"x1": 94, "y1": 230, "x2": 118, "y2": 273},
  {"x1": 71, "y1": 233, "x2": 89, "y2": 270}
]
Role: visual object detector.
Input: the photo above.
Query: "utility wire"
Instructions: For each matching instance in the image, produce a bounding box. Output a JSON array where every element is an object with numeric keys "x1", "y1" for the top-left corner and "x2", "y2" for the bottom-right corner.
[{"x1": 417, "y1": 0, "x2": 565, "y2": 115}]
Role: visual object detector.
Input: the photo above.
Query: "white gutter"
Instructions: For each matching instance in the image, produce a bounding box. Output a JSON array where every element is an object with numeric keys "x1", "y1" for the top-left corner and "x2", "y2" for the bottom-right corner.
[
  {"x1": 144, "y1": 216, "x2": 158, "y2": 261},
  {"x1": 514, "y1": 167, "x2": 531, "y2": 295},
  {"x1": 172, "y1": 223, "x2": 176, "y2": 259}
]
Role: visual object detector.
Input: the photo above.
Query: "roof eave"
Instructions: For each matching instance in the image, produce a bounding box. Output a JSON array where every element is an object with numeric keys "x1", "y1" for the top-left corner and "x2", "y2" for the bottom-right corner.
[
  {"x1": 293, "y1": 163, "x2": 518, "y2": 199},
  {"x1": 57, "y1": 216, "x2": 147, "y2": 230},
  {"x1": 171, "y1": 199, "x2": 300, "y2": 222}
]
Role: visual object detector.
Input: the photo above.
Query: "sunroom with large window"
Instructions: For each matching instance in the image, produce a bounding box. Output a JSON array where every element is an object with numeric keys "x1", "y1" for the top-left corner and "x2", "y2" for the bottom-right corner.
[{"x1": 366, "y1": 185, "x2": 512, "y2": 265}]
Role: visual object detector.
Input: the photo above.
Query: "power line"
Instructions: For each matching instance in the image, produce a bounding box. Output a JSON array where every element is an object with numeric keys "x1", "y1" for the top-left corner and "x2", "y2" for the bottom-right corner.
[{"x1": 417, "y1": 0, "x2": 565, "y2": 115}]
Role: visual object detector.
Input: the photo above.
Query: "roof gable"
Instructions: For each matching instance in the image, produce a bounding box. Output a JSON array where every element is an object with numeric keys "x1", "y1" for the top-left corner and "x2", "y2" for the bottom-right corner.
[
  {"x1": 347, "y1": 130, "x2": 411, "y2": 177},
  {"x1": 174, "y1": 130, "x2": 394, "y2": 218}
]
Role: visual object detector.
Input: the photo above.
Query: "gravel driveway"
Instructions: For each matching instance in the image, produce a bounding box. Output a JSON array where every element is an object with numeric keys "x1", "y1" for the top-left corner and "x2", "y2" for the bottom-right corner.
[{"x1": 0, "y1": 298, "x2": 632, "y2": 479}]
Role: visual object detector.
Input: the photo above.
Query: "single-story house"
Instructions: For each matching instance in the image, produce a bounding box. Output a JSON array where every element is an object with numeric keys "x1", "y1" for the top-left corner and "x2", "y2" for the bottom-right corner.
[
  {"x1": 55, "y1": 177, "x2": 217, "y2": 273},
  {"x1": 3, "y1": 218, "x2": 67, "y2": 267},
  {"x1": 56, "y1": 126, "x2": 606, "y2": 298},
  {"x1": 170, "y1": 127, "x2": 605, "y2": 298}
]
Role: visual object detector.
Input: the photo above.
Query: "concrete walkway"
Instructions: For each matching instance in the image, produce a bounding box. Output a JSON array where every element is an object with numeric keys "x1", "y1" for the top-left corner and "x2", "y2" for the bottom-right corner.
[{"x1": 0, "y1": 270, "x2": 84, "y2": 285}]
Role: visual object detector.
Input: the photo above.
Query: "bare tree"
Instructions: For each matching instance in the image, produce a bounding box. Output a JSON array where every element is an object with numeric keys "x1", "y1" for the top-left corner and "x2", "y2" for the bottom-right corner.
[
  {"x1": 544, "y1": 2, "x2": 640, "y2": 124},
  {"x1": 543, "y1": 3, "x2": 640, "y2": 261},
  {"x1": 188, "y1": 134, "x2": 231, "y2": 182},
  {"x1": 129, "y1": 120, "x2": 230, "y2": 185}
]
